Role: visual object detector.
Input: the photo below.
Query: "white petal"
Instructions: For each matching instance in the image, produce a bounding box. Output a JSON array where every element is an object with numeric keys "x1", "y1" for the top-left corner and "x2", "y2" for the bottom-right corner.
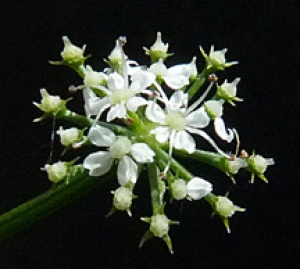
[
  {"x1": 126, "y1": 96, "x2": 148, "y2": 112},
  {"x1": 187, "y1": 177, "x2": 212, "y2": 200},
  {"x1": 186, "y1": 106, "x2": 210, "y2": 128},
  {"x1": 151, "y1": 126, "x2": 171, "y2": 143},
  {"x1": 88, "y1": 125, "x2": 116, "y2": 147},
  {"x1": 168, "y1": 90, "x2": 188, "y2": 111},
  {"x1": 145, "y1": 101, "x2": 166, "y2": 124},
  {"x1": 164, "y1": 64, "x2": 190, "y2": 90},
  {"x1": 131, "y1": 143, "x2": 155, "y2": 163},
  {"x1": 214, "y1": 117, "x2": 234, "y2": 143},
  {"x1": 149, "y1": 59, "x2": 168, "y2": 76},
  {"x1": 107, "y1": 72, "x2": 125, "y2": 91},
  {"x1": 186, "y1": 127, "x2": 228, "y2": 157},
  {"x1": 174, "y1": 130, "x2": 196, "y2": 154},
  {"x1": 107, "y1": 104, "x2": 127, "y2": 122},
  {"x1": 117, "y1": 155, "x2": 138, "y2": 186},
  {"x1": 130, "y1": 69, "x2": 155, "y2": 92},
  {"x1": 83, "y1": 89, "x2": 107, "y2": 116},
  {"x1": 83, "y1": 151, "x2": 113, "y2": 177}
]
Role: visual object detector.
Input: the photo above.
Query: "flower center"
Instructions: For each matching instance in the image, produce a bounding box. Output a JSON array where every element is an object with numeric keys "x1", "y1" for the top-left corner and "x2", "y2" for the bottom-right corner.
[
  {"x1": 110, "y1": 89, "x2": 134, "y2": 105},
  {"x1": 109, "y1": 136, "x2": 132, "y2": 159},
  {"x1": 165, "y1": 111, "x2": 186, "y2": 131}
]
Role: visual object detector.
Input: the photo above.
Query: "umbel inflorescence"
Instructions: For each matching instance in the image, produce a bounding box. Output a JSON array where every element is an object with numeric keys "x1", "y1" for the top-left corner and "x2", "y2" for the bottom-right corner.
[{"x1": 34, "y1": 33, "x2": 274, "y2": 253}]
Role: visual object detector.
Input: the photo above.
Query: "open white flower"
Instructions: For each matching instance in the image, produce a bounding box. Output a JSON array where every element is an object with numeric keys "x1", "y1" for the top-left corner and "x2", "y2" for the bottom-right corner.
[
  {"x1": 146, "y1": 87, "x2": 234, "y2": 158},
  {"x1": 83, "y1": 125, "x2": 155, "y2": 186},
  {"x1": 85, "y1": 69, "x2": 155, "y2": 122},
  {"x1": 149, "y1": 57, "x2": 197, "y2": 90}
]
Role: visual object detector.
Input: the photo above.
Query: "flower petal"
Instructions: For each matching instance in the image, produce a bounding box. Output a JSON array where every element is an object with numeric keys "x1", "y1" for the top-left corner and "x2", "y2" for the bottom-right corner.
[
  {"x1": 186, "y1": 177, "x2": 212, "y2": 200},
  {"x1": 130, "y1": 69, "x2": 155, "y2": 92},
  {"x1": 174, "y1": 130, "x2": 195, "y2": 154},
  {"x1": 145, "y1": 101, "x2": 166, "y2": 124},
  {"x1": 168, "y1": 90, "x2": 188, "y2": 111},
  {"x1": 164, "y1": 64, "x2": 190, "y2": 90},
  {"x1": 107, "y1": 103, "x2": 127, "y2": 122},
  {"x1": 117, "y1": 155, "x2": 138, "y2": 186},
  {"x1": 83, "y1": 151, "x2": 113, "y2": 176},
  {"x1": 151, "y1": 126, "x2": 171, "y2": 143},
  {"x1": 88, "y1": 125, "x2": 116, "y2": 147},
  {"x1": 107, "y1": 72, "x2": 125, "y2": 91},
  {"x1": 186, "y1": 106, "x2": 210, "y2": 128},
  {"x1": 126, "y1": 96, "x2": 148, "y2": 112},
  {"x1": 131, "y1": 143, "x2": 155, "y2": 163},
  {"x1": 186, "y1": 127, "x2": 229, "y2": 157},
  {"x1": 214, "y1": 117, "x2": 234, "y2": 143}
]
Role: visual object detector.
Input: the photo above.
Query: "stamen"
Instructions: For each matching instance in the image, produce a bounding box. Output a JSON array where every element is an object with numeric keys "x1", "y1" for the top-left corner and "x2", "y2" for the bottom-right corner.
[{"x1": 185, "y1": 82, "x2": 214, "y2": 114}]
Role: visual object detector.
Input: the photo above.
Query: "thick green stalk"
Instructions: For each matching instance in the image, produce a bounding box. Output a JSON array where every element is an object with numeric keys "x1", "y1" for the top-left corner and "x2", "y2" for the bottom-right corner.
[{"x1": 0, "y1": 167, "x2": 115, "y2": 244}]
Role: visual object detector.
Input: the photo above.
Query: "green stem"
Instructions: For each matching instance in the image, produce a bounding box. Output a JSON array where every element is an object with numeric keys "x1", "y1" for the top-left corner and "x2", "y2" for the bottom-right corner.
[
  {"x1": 187, "y1": 68, "x2": 211, "y2": 100},
  {"x1": 56, "y1": 109, "x2": 131, "y2": 136},
  {"x1": 0, "y1": 167, "x2": 115, "y2": 244},
  {"x1": 147, "y1": 163, "x2": 163, "y2": 215}
]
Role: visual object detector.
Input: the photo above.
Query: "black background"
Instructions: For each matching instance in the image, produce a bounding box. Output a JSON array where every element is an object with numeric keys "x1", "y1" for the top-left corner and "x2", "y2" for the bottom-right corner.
[{"x1": 0, "y1": 1, "x2": 299, "y2": 268}]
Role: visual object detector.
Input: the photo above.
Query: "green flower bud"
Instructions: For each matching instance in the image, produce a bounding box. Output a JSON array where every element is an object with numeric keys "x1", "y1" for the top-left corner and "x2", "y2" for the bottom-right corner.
[
  {"x1": 150, "y1": 214, "x2": 170, "y2": 238},
  {"x1": 171, "y1": 179, "x2": 187, "y2": 200},
  {"x1": 61, "y1": 36, "x2": 85, "y2": 62},
  {"x1": 144, "y1": 32, "x2": 173, "y2": 62},
  {"x1": 113, "y1": 187, "x2": 133, "y2": 211},
  {"x1": 216, "y1": 78, "x2": 242, "y2": 106},
  {"x1": 200, "y1": 45, "x2": 238, "y2": 72},
  {"x1": 56, "y1": 126, "x2": 79, "y2": 147},
  {"x1": 44, "y1": 161, "x2": 67, "y2": 183},
  {"x1": 246, "y1": 153, "x2": 275, "y2": 183}
]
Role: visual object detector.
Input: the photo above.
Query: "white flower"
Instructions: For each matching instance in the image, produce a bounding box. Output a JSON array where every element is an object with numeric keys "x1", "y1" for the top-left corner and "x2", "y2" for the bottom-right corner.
[
  {"x1": 149, "y1": 57, "x2": 197, "y2": 90},
  {"x1": 56, "y1": 126, "x2": 79, "y2": 146},
  {"x1": 60, "y1": 36, "x2": 85, "y2": 61},
  {"x1": 171, "y1": 177, "x2": 212, "y2": 200},
  {"x1": 44, "y1": 161, "x2": 67, "y2": 183},
  {"x1": 85, "y1": 70, "x2": 155, "y2": 122},
  {"x1": 83, "y1": 125, "x2": 155, "y2": 186},
  {"x1": 145, "y1": 87, "x2": 234, "y2": 158}
]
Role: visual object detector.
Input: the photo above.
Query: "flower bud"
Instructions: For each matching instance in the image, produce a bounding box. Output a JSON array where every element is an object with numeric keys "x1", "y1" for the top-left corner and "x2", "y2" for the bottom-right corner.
[
  {"x1": 216, "y1": 78, "x2": 242, "y2": 106},
  {"x1": 113, "y1": 187, "x2": 133, "y2": 211},
  {"x1": 33, "y1": 89, "x2": 66, "y2": 119},
  {"x1": 144, "y1": 32, "x2": 172, "y2": 62},
  {"x1": 44, "y1": 161, "x2": 67, "y2": 183},
  {"x1": 61, "y1": 36, "x2": 85, "y2": 62},
  {"x1": 200, "y1": 45, "x2": 238, "y2": 71},
  {"x1": 149, "y1": 214, "x2": 170, "y2": 238},
  {"x1": 84, "y1": 66, "x2": 107, "y2": 88},
  {"x1": 215, "y1": 196, "x2": 245, "y2": 218},
  {"x1": 171, "y1": 179, "x2": 187, "y2": 200},
  {"x1": 56, "y1": 126, "x2": 79, "y2": 147},
  {"x1": 246, "y1": 153, "x2": 275, "y2": 183}
]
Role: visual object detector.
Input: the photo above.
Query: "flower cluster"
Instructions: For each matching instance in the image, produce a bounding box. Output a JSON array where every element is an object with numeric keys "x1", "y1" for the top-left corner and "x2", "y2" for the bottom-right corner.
[{"x1": 34, "y1": 33, "x2": 274, "y2": 253}]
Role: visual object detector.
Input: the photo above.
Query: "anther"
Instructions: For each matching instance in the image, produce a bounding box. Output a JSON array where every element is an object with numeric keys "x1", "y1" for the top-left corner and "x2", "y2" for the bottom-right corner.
[{"x1": 208, "y1": 74, "x2": 218, "y2": 82}]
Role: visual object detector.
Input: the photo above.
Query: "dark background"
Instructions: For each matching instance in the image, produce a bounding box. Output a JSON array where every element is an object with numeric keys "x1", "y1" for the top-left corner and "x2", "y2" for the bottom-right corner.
[{"x1": 0, "y1": 1, "x2": 299, "y2": 268}]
